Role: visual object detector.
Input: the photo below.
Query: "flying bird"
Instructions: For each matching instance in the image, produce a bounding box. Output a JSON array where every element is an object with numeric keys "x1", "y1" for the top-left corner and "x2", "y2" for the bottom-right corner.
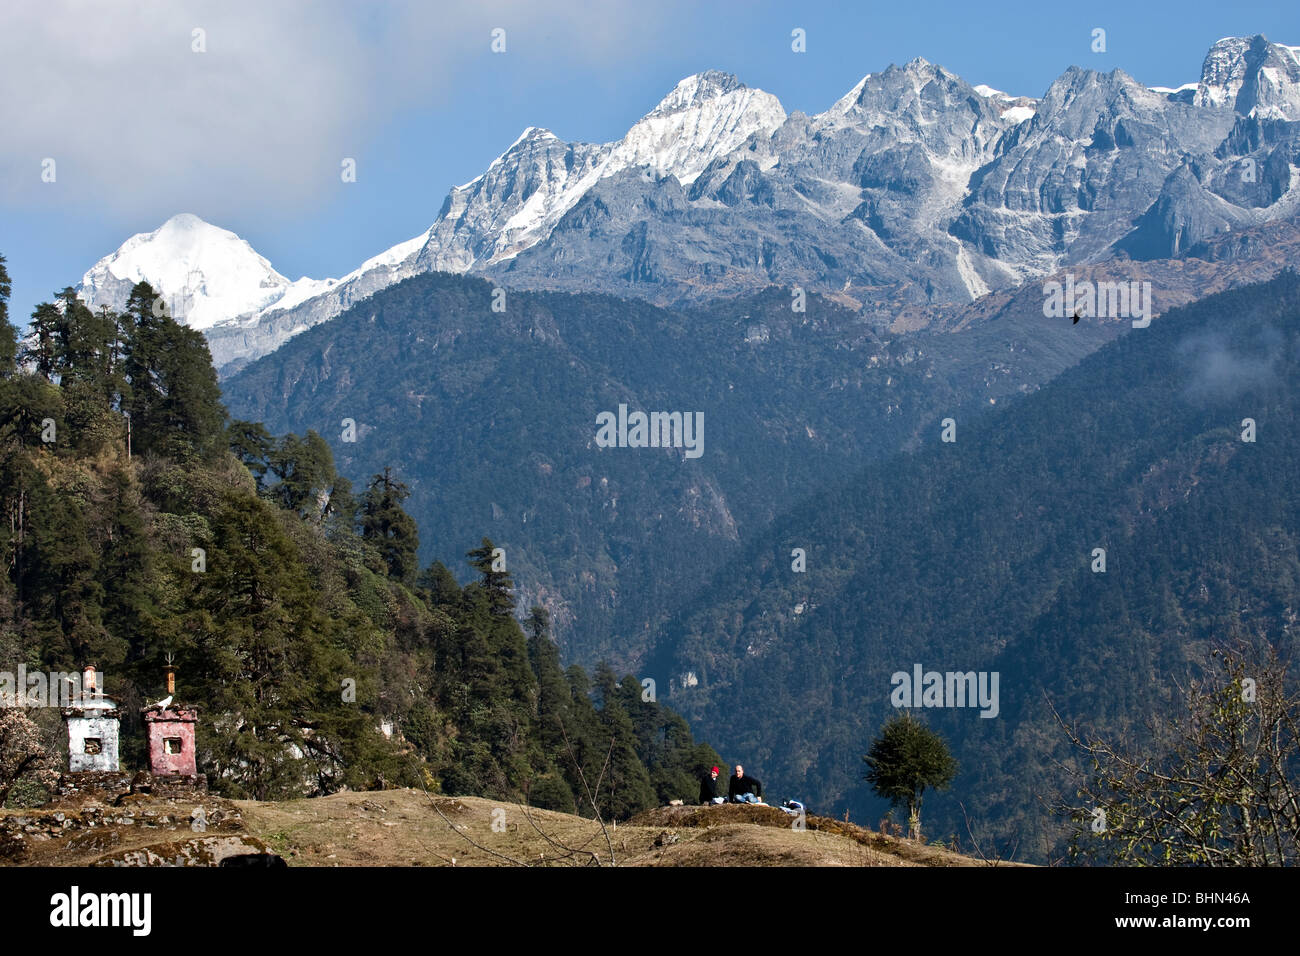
[{"x1": 1072, "y1": 310, "x2": 1081, "y2": 324}]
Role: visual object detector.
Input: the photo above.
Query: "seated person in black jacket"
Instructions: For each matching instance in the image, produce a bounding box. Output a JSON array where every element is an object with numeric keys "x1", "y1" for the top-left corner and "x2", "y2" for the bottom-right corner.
[
  {"x1": 699, "y1": 766, "x2": 724, "y2": 805},
  {"x1": 728, "y1": 764, "x2": 763, "y2": 804}
]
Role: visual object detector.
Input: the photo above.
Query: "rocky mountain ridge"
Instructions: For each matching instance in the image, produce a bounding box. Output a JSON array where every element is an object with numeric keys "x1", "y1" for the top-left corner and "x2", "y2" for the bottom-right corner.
[{"x1": 78, "y1": 36, "x2": 1300, "y2": 372}]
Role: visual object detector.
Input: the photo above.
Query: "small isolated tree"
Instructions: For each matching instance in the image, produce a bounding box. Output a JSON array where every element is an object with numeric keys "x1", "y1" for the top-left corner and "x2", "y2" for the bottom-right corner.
[
  {"x1": 1056, "y1": 641, "x2": 1300, "y2": 866},
  {"x1": 864, "y1": 712, "x2": 958, "y2": 840}
]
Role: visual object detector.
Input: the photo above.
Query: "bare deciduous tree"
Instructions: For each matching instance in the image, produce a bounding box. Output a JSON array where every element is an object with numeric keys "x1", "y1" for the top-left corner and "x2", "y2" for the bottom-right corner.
[
  {"x1": 0, "y1": 705, "x2": 60, "y2": 806},
  {"x1": 1055, "y1": 641, "x2": 1300, "y2": 866}
]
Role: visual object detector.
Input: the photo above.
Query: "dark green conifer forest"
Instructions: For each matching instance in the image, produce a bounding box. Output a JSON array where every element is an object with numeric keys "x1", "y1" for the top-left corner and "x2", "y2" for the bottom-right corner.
[{"x1": 0, "y1": 260, "x2": 718, "y2": 814}]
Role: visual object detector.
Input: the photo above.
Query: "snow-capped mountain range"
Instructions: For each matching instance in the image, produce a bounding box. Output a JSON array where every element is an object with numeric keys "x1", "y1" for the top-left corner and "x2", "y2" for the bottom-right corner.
[{"x1": 79, "y1": 35, "x2": 1300, "y2": 372}]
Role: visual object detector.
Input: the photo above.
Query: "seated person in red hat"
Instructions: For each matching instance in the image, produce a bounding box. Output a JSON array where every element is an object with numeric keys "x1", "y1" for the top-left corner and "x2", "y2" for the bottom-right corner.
[{"x1": 699, "y1": 765, "x2": 725, "y2": 804}]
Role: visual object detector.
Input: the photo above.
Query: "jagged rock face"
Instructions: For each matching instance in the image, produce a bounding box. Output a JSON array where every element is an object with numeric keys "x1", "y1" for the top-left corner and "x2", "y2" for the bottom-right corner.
[
  {"x1": 1110, "y1": 37, "x2": 1300, "y2": 260},
  {"x1": 415, "y1": 129, "x2": 611, "y2": 275},
  {"x1": 491, "y1": 60, "x2": 1021, "y2": 316},
  {"x1": 80, "y1": 37, "x2": 1300, "y2": 371},
  {"x1": 954, "y1": 67, "x2": 1238, "y2": 269},
  {"x1": 1116, "y1": 160, "x2": 1253, "y2": 260},
  {"x1": 493, "y1": 41, "x2": 1297, "y2": 313},
  {"x1": 1196, "y1": 35, "x2": 1300, "y2": 119}
]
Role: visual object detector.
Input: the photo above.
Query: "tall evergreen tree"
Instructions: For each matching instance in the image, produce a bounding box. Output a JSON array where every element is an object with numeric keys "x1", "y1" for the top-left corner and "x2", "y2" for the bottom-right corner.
[
  {"x1": 268, "y1": 430, "x2": 336, "y2": 520},
  {"x1": 188, "y1": 491, "x2": 343, "y2": 799},
  {"x1": 360, "y1": 467, "x2": 419, "y2": 581},
  {"x1": 23, "y1": 480, "x2": 123, "y2": 668},
  {"x1": 121, "y1": 281, "x2": 225, "y2": 460},
  {"x1": 421, "y1": 560, "x2": 462, "y2": 609},
  {"x1": 22, "y1": 303, "x2": 61, "y2": 382},
  {"x1": 0, "y1": 374, "x2": 61, "y2": 451},
  {"x1": 0, "y1": 255, "x2": 16, "y2": 376},
  {"x1": 466, "y1": 537, "x2": 514, "y2": 616},
  {"x1": 226, "y1": 419, "x2": 274, "y2": 489},
  {"x1": 525, "y1": 606, "x2": 572, "y2": 759},
  {"x1": 99, "y1": 466, "x2": 160, "y2": 668},
  {"x1": 590, "y1": 663, "x2": 656, "y2": 818},
  {"x1": 322, "y1": 473, "x2": 358, "y2": 537}
]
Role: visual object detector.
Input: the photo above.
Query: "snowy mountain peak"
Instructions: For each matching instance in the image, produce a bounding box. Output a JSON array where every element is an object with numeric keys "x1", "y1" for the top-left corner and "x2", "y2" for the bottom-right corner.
[
  {"x1": 1195, "y1": 35, "x2": 1300, "y2": 119},
  {"x1": 160, "y1": 212, "x2": 216, "y2": 233},
  {"x1": 78, "y1": 212, "x2": 357, "y2": 334},
  {"x1": 510, "y1": 126, "x2": 559, "y2": 147},
  {"x1": 651, "y1": 71, "x2": 747, "y2": 114},
  {"x1": 617, "y1": 72, "x2": 786, "y2": 184},
  {"x1": 411, "y1": 68, "x2": 787, "y2": 279},
  {"x1": 831, "y1": 75, "x2": 872, "y2": 114},
  {"x1": 79, "y1": 214, "x2": 309, "y2": 330},
  {"x1": 458, "y1": 126, "x2": 564, "y2": 191},
  {"x1": 145, "y1": 213, "x2": 255, "y2": 254},
  {"x1": 1197, "y1": 36, "x2": 1260, "y2": 107}
]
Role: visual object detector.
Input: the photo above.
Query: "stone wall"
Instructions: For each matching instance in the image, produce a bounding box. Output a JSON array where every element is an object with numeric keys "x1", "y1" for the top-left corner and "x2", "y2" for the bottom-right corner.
[
  {"x1": 131, "y1": 772, "x2": 208, "y2": 797},
  {"x1": 55, "y1": 771, "x2": 132, "y2": 802},
  {"x1": 54, "y1": 770, "x2": 209, "y2": 802},
  {"x1": 0, "y1": 797, "x2": 241, "y2": 862}
]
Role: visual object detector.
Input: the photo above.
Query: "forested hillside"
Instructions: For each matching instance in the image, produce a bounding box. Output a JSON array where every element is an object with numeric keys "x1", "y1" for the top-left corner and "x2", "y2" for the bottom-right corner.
[
  {"x1": 0, "y1": 256, "x2": 717, "y2": 817},
  {"x1": 222, "y1": 271, "x2": 1121, "y2": 664},
  {"x1": 646, "y1": 270, "x2": 1300, "y2": 861}
]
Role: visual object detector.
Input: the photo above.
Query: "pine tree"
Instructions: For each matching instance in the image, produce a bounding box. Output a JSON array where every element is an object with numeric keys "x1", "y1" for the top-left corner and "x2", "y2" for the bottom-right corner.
[
  {"x1": 268, "y1": 430, "x2": 336, "y2": 520},
  {"x1": 360, "y1": 467, "x2": 419, "y2": 581},
  {"x1": 121, "y1": 282, "x2": 225, "y2": 460},
  {"x1": 591, "y1": 663, "x2": 656, "y2": 818},
  {"x1": 100, "y1": 466, "x2": 161, "y2": 669},
  {"x1": 322, "y1": 473, "x2": 357, "y2": 537},
  {"x1": 863, "y1": 713, "x2": 958, "y2": 840},
  {"x1": 466, "y1": 537, "x2": 513, "y2": 616},
  {"x1": 0, "y1": 255, "x2": 17, "y2": 376},
  {"x1": 524, "y1": 604, "x2": 551, "y2": 643},
  {"x1": 22, "y1": 478, "x2": 124, "y2": 669},
  {"x1": 227, "y1": 419, "x2": 274, "y2": 489},
  {"x1": 421, "y1": 560, "x2": 462, "y2": 609},
  {"x1": 0, "y1": 374, "x2": 62, "y2": 451},
  {"x1": 188, "y1": 491, "x2": 339, "y2": 799},
  {"x1": 22, "y1": 304, "x2": 60, "y2": 382},
  {"x1": 121, "y1": 283, "x2": 164, "y2": 416},
  {"x1": 554, "y1": 664, "x2": 602, "y2": 814},
  {"x1": 526, "y1": 607, "x2": 567, "y2": 748}
]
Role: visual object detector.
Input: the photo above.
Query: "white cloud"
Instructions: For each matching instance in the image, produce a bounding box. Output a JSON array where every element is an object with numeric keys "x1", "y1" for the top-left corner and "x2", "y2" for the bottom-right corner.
[{"x1": 0, "y1": 0, "x2": 677, "y2": 219}]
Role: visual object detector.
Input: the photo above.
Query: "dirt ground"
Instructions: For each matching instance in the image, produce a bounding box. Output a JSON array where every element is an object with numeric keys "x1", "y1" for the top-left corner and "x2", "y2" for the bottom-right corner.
[{"x1": 2, "y1": 788, "x2": 1027, "y2": 867}]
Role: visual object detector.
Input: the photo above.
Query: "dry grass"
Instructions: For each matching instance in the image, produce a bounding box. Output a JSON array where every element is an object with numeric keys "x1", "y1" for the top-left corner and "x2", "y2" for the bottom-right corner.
[
  {"x1": 2, "y1": 789, "x2": 1030, "y2": 867},
  {"x1": 238, "y1": 791, "x2": 1024, "y2": 867}
]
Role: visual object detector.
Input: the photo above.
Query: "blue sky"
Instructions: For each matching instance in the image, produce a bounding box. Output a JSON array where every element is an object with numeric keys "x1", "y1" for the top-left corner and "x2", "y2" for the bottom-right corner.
[{"x1": 2, "y1": 0, "x2": 1298, "y2": 324}]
